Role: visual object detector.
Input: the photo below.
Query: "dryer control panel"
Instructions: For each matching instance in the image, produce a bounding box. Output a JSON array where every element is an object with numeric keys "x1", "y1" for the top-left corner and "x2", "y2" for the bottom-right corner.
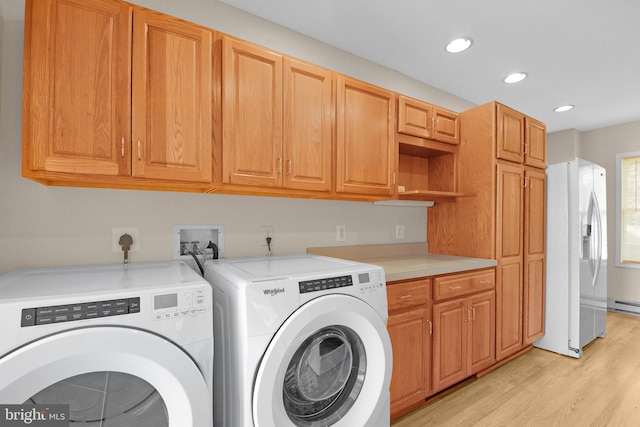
[
  {"x1": 21, "y1": 297, "x2": 140, "y2": 327},
  {"x1": 153, "y1": 288, "x2": 207, "y2": 320}
]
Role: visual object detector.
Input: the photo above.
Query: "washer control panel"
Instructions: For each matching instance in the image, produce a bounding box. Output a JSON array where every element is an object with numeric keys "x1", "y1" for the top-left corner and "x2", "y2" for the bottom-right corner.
[
  {"x1": 297, "y1": 268, "x2": 386, "y2": 295},
  {"x1": 299, "y1": 275, "x2": 353, "y2": 294},
  {"x1": 152, "y1": 288, "x2": 207, "y2": 320},
  {"x1": 21, "y1": 297, "x2": 140, "y2": 327}
]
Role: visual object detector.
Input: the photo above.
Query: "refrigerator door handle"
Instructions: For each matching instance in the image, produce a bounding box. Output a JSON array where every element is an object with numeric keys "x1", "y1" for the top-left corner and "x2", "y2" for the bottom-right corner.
[{"x1": 591, "y1": 191, "x2": 603, "y2": 287}]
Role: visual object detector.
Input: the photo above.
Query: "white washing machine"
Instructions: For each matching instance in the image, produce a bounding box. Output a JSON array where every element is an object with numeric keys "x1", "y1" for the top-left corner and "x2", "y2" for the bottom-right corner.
[
  {"x1": 0, "y1": 261, "x2": 213, "y2": 427},
  {"x1": 204, "y1": 254, "x2": 392, "y2": 427}
]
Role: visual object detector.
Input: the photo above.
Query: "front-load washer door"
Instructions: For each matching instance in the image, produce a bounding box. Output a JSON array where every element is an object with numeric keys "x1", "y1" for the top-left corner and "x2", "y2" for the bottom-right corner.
[
  {"x1": 0, "y1": 327, "x2": 211, "y2": 427},
  {"x1": 253, "y1": 294, "x2": 392, "y2": 427}
]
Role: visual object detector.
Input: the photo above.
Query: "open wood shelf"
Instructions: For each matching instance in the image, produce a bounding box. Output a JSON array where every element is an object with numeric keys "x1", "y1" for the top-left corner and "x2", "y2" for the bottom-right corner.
[{"x1": 397, "y1": 190, "x2": 466, "y2": 202}]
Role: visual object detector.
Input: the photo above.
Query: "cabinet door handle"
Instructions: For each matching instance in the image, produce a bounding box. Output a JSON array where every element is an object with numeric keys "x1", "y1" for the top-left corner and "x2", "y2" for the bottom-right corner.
[
  {"x1": 449, "y1": 284, "x2": 462, "y2": 290},
  {"x1": 137, "y1": 140, "x2": 141, "y2": 160},
  {"x1": 400, "y1": 294, "x2": 413, "y2": 299},
  {"x1": 464, "y1": 308, "x2": 469, "y2": 322},
  {"x1": 472, "y1": 306, "x2": 477, "y2": 320},
  {"x1": 523, "y1": 143, "x2": 528, "y2": 155},
  {"x1": 479, "y1": 280, "x2": 492, "y2": 284},
  {"x1": 428, "y1": 319, "x2": 433, "y2": 335},
  {"x1": 277, "y1": 158, "x2": 282, "y2": 174},
  {"x1": 287, "y1": 159, "x2": 292, "y2": 175},
  {"x1": 121, "y1": 137, "x2": 125, "y2": 157},
  {"x1": 522, "y1": 176, "x2": 529, "y2": 188}
]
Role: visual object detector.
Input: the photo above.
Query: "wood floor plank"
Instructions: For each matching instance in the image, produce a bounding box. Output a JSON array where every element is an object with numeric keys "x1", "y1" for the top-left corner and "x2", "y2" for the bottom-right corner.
[{"x1": 392, "y1": 312, "x2": 640, "y2": 426}]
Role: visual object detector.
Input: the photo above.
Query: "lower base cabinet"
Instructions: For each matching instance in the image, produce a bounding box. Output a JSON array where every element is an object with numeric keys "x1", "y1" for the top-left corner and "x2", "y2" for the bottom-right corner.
[
  {"x1": 432, "y1": 290, "x2": 495, "y2": 392},
  {"x1": 386, "y1": 279, "x2": 431, "y2": 419},
  {"x1": 387, "y1": 269, "x2": 495, "y2": 421}
]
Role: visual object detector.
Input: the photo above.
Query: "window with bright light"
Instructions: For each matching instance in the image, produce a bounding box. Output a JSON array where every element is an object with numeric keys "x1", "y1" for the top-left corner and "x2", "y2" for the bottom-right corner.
[{"x1": 617, "y1": 152, "x2": 640, "y2": 267}]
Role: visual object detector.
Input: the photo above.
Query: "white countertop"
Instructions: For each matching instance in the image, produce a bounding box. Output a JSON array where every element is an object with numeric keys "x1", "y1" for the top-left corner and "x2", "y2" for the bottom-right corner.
[{"x1": 307, "y1": 243, "x2": 497, "y2": 283}]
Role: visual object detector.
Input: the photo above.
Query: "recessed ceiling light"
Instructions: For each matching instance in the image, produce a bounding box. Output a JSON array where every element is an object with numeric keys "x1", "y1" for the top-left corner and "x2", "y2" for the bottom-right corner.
[
  {"x1": 445, "y1": 37, "x2": 473, "y2": 53},
  {"x1": 503, "y1": 72, "x2": 528, "y2": 84},
  {"x1": 554, "y1": 105, "x2": 575, "y2": 112}
]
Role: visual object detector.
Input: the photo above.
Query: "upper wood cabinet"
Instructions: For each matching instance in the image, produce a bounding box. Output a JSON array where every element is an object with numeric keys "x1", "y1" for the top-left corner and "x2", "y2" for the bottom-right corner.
[
  {"x1": 132, "y1": 8, "x2": 213, "y2": 182},
  {"x1": 397, "y1": 95, "x2": 459, "y2": 145},
  {"x1": 282, "y1": 58, "x2": 333, "y2": 192},
  {"x1": 23, "y1": 0, "x2": 214, "y2": 188},
  {"x1": 395, "y1": 95, "x2": 461, "y2": 202},
  {"x1": 23, "y1": 0, "x2": 132, "y2": 178},
  {"x1": 336, "y1": 76, "x2": 396, "y2": 196},
  {"x1": 496, "y1": 103, "x2": 525, "y2": 164},
  {"x1": 222, "y1": 37, "x2": 283, "y2": 188},
  {"x1": 222, "y1": 37, "x2": 332, "y2": 192},
  {"x1": 496, "y1": 103, "x2": 546, "y2": 167},
  {"x1": 525, "y1": 117, "x2": 547, "y2": 169}
]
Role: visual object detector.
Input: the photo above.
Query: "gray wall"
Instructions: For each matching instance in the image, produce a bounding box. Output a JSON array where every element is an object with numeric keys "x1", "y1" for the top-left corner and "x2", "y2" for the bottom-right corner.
[
  {"x1": 0, "y1": 0, "x2": 474, "y2": 274},
  {"x1": 548, "y1": 120, "x2": 640, "y2": 303}
]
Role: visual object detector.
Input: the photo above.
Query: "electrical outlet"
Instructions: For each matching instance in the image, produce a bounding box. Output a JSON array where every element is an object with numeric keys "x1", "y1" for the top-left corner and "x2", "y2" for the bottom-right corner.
[
  {"x1": 262, "y1": 226, "x2": 274, "y2": 246},
  {"x1": 336, "y1": 225, "x2": 346, "y2": 241},
  {"x1": 112, "y1": 227, "x2": 140, "y2": 252},
  {"x1": 396, "y1": 224, "x2": 406, "y2": 240}
]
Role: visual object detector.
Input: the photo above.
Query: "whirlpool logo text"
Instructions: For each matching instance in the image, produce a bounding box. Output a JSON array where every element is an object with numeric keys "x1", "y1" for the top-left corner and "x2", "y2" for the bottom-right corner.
[{"x1": 263, "y1": 287, "x2": 285, "y2": 296}]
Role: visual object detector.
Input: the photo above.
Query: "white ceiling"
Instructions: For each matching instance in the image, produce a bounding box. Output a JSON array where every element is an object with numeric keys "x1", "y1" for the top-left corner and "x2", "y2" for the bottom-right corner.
[{"x1": 219, "y1": 0, "x2": 640, "y2": 134}]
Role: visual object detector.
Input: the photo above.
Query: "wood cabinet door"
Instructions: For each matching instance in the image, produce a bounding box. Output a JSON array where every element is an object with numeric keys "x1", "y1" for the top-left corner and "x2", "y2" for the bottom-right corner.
[
  {"x1": 432, "y1": 106, "x2": 460, "y2": 145},
  {"x1": 23, "y1": 0, "x2": 132, "y2": 177},
  {"x1": 222, "y1": 37, "x2": 283, "y2": 187},
  {"x1": 524, "y1": 169, "x2": 546, "y2": 344},
  {"x1": 387, "y1": 307, "x2": 431, "y2": 419},
  {"x1": 397, "y1": 95, "x2": 432, "y2": 139},
  {"x1": 432, "y1": 299, "x2": 468, "y2": 392},
  {"x1": 496, "y1": 163, "x2": 524, "y2": 360},
  {"x1": 336, "y1": 76, "x2": 396, "y2": 196},
  {"x1": 283, "y1": 58, "x2": 332, "y2": 192},
  {"x1": 468, "y1": 291, "x2": 496, "y2": 372},
  {"x1": 496, "y1": 104, "x2": 525, "y2": 164},
  {"x1": 132, "y1": 8, "x2": 213, "y2": 182},
  {"x1": 525, "y1": 117, "x2": 547, "y2": 169}
]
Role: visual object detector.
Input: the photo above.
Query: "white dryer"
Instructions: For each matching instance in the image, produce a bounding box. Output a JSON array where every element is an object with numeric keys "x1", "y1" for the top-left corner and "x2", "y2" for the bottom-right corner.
[
  {"x1": 0, "y1": 261, "x2": 213, "y2": 427},
  {"x1": 204, "y1": 254, "x2": 392, "y2": 427}
]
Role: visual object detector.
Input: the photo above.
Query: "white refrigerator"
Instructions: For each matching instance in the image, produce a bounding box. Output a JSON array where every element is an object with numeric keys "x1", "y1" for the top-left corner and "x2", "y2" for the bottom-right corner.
[{"x1": 534, "y1": 158, "x2": 607, "y2": 358}]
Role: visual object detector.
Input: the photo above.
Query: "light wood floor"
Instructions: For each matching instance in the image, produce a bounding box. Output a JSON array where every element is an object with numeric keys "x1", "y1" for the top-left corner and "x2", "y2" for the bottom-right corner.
[{"x1": 392, "y1": 312, "x2": 640, "y2": 427}]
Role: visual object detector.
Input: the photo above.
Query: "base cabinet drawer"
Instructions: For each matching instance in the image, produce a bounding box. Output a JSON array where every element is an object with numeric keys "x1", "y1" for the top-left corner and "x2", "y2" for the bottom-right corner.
[{"x1": 433, "y1": 269, "x2": 495, "y2": 301}]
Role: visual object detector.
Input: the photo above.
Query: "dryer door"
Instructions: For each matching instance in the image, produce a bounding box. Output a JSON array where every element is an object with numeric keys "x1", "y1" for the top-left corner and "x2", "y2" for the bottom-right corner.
[
  {"x1": 0, "y1": 327, "x2": 211, "y2": 427},
  {"x1": 253, "y1": 294, "x2": 392, "y2": 427}
]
